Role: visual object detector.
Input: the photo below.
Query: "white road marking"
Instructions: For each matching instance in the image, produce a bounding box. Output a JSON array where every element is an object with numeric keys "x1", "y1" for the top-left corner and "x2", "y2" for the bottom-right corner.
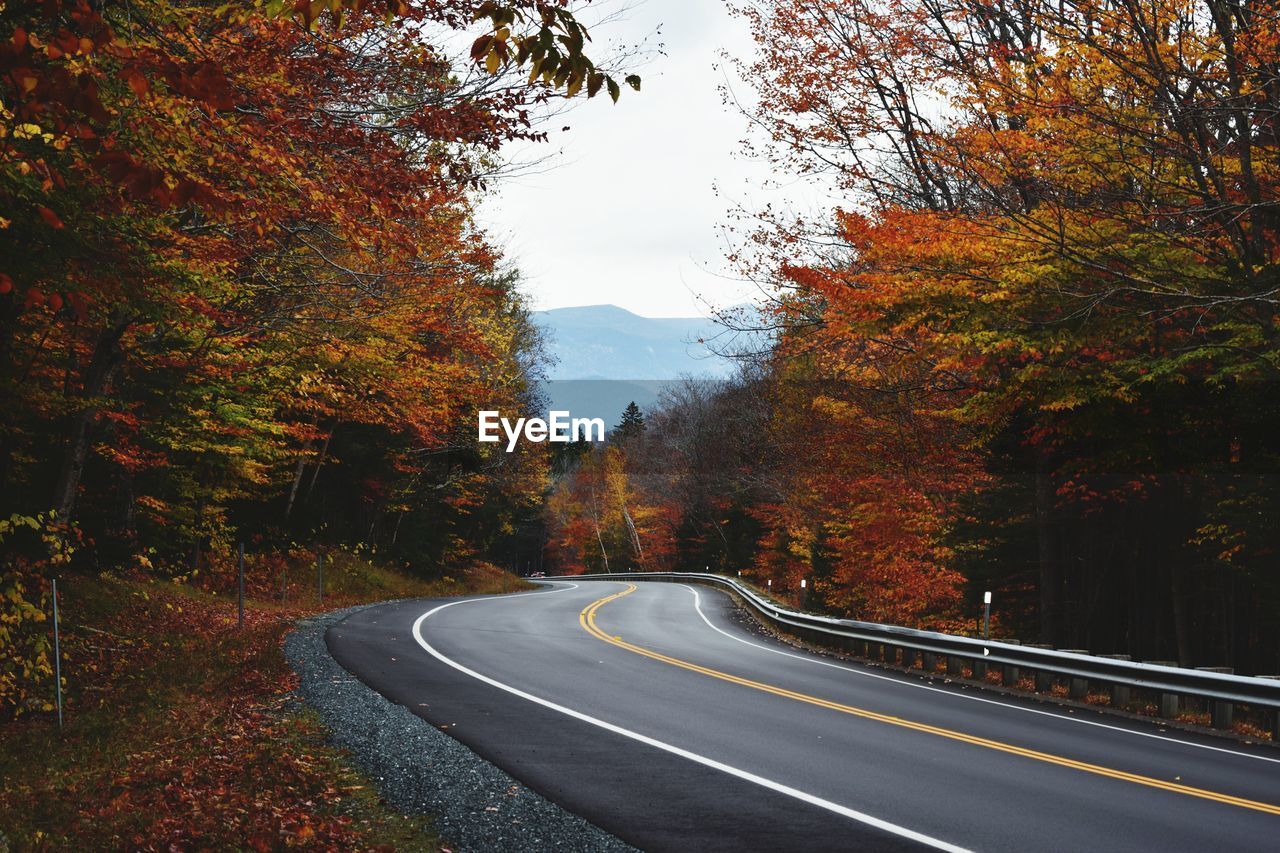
[
  {"x1": 412, "y1": 582, "x2": 971, "y2": 853},
  {"x1": 677, "y1": 584, "x2": 1280, "y2": 765}
]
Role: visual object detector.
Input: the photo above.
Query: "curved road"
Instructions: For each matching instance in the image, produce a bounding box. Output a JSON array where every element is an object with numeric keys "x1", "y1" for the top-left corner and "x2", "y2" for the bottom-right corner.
[{"x1": 325, "y1": 581, "x2": 1280, "y2": 851}]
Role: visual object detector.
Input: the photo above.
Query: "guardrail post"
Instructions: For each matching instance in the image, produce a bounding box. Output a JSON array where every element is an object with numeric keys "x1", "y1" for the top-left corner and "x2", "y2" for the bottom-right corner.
[
  {"x1": 922, "y1": 651, "x2": 938, "y2": 673},
  {"x1": 1000, "y1": 640, "x2": 1021, "y2": 685},
  {"x1": 946, "y1": 655, "x2": 964, "y2": 676},
  {"x1": 1059, "y1": 650, "x2": 1090, "y2": 699},
  {"x1": 1146, "y1": 661, "x2": 1181, "y2": 718},
  {"x1": 900, "y1": 647, "x2": 918, "y2": 669},
  {"x1": 1195, "y1": 667, "x2": 1235, "y2": 728},
  {"x1": 973, "y1": 655, "x2": 989, "y2": 680},
  {"x1": 1099, "y1": 654, "x2": 1132, "y2": 707},
  {"x1": 1262, "y1": 677, "x2": 1280, "y2": 741},
  {"x1": 1025, "y1": 644, "x2": 1054, "y2": 691}
]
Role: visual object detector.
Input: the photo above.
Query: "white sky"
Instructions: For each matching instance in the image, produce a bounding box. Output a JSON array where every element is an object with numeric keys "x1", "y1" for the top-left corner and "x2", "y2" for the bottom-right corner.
[{"x1": 475, "y1": 0, "x2": 795, "y2": 319}]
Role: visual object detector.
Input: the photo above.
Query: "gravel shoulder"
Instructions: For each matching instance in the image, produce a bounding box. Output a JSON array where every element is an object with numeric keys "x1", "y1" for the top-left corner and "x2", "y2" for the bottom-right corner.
[{"x1": 284, "y1": 603, "x2": 636, "y2": 853}]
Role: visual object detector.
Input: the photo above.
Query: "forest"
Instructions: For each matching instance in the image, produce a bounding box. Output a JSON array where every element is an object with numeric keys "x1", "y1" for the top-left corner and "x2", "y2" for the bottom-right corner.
[
  {"x1": 544, "y1": 0, "x2": 1280, "y2": 676},
  {"x1": 0, "y1": 0, "x2": 640, "y2": 714},
  {"x1": 3, "y1": 0, "x2": 1280, "y2": 725}
]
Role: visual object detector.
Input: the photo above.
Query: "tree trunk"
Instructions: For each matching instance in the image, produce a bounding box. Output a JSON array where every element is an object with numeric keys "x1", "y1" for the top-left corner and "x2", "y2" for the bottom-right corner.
[
  {"x1": 1035, "y1": 451, "x2": 1062, "y2": 645},
  {"x1": 284, "y1": 453, "x2": 308, "y2": 521},
  {"x1": 52, "y1": 318, "x2": 130, "y2": 523},
  {"x1": 623, "y1": 504, "x2": 643, "y2": 567},
  {"x1": 1170, "y1": 561, "x2": 1193, "y2": 666},
  {"x1": 303, "y1": 422, "x2": 335, "y2": 506}
]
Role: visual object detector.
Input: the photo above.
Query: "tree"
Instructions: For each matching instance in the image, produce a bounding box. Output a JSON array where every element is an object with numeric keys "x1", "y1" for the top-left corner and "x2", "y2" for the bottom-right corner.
[
  {"x1": 613, "y1": 401, "x2": 646, "y2": 443},
  {"x1": 719, "y1": 0, "x2": 1280, "y2": 666},
  {"x1": 0, "y1": 0, "x2": 637, "y2": 573}
]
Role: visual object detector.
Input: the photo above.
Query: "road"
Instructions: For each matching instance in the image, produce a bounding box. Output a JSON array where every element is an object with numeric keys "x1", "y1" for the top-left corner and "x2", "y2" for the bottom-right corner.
[{"x1": 325, "y1": 580, "x2": 1280, "y2": 851}]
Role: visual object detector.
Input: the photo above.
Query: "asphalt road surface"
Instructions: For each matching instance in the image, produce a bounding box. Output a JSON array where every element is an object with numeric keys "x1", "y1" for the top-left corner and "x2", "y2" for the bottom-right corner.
[{"x1": 325, "y1": 581, "x2": 1280, "y2": 851}]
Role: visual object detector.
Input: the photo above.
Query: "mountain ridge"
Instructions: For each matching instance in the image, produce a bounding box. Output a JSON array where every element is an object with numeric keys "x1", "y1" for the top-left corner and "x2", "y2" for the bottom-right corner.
[{"x1": 532, "y1": 304, "x2": 736, "y2": 381}]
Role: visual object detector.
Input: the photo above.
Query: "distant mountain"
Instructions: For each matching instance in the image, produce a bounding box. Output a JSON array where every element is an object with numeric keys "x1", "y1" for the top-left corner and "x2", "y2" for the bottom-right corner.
[
  {"x1": 530, "y1": 304, "x2": 747, "y2": 423},
  {"x1": 532, "y1": 304, "x2": 736, "y2": 381}
]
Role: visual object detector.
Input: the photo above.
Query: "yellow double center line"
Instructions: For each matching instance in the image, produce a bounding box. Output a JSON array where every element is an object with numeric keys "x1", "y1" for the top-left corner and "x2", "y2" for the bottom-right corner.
[{"x1": 580, "y1": 583, "x2": 1280, "y2": 816}]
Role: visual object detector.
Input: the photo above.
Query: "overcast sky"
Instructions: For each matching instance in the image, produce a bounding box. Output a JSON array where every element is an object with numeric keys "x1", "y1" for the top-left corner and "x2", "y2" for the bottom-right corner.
[{"x1": 475, "y1": 0, "x2": 796, "y2": 319}]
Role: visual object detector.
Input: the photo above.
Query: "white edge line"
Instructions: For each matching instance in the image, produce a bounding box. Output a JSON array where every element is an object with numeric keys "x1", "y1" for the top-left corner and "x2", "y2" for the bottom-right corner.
[
  {"x1": 677, "y1": 584, "x2": 1280, "y2": 766},
  {"x1": 411, "y1": 582, "x2": 971, "y2": 853}
]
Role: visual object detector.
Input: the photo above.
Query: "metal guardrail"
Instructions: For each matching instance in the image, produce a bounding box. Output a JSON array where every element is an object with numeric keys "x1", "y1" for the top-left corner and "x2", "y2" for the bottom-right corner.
[{"x1": 553, "y1": 571, "x2": 1280, "y2": 732}]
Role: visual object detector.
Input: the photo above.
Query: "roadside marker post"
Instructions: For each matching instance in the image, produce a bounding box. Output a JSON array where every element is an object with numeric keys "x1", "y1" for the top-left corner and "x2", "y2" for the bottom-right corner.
[
  {"x1": 237, "y1": 542, "x2": 245, "y2": 629},
  {"x1": 982, "y1": 590, "x2": 992, "y2": 640},
  {"x1": 51, "y1": 577, "x2": 63, "y2": 730}
]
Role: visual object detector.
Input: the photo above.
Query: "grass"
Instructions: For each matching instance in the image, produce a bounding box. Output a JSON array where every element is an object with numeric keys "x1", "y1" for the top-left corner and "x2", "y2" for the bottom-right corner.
[{"x1": 0, "y1": 557, "x2": 528, "y2": 851}]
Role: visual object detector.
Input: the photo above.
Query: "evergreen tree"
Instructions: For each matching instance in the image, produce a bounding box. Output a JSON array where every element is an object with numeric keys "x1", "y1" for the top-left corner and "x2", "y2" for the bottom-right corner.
[{"x1": 613, "y1": 402, "x2": 646, "y2": 443}]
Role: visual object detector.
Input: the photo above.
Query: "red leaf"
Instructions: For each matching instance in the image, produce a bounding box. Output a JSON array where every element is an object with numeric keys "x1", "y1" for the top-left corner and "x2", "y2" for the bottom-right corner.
[
  {"x1": 122, "y1": 67, "x2": 149, "y2": 98},
  {"x1": 0, "y1": 274, "x2": 12, "y2": 295},
  {"x1": 37, "y1": 206, "x2": 64, "y2": 229},
  {"x1": 67, "y1": 291, "x2": 89, "y2": 320}
]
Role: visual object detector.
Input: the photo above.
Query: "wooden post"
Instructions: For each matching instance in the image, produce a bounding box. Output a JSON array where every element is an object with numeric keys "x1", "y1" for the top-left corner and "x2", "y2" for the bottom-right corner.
[
  {"x1": 51, "y1": 578, "x2": 63, "y2": 730},
  {"x1": 237, "y1": 542, "x2": 245, "y2": 629},
  {"x1": 1147, "y1": 661, "x2": 1181, "y2": 718},
  {"x1": 1195, "y1": 667, "x2": 1235, "y2": 729},
  {"x1": 1099, "y1": 654, "x2": 1132, "y2": 707},
  {"x1": 1059, "y1": 650, "x2": 1090, "y2": 699},
  {"x1": 1260, "y1": 677, "x2": 1280, "y2": 742},
  {"x1": 1025, "y1": 644, "x2": 1054, "y2": 692},
  {"x1": 1001, "y1": 639, "x2": 1021, "y2": 685}
]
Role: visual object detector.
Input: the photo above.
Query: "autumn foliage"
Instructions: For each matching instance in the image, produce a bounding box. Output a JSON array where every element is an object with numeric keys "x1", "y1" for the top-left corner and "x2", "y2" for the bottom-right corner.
[
  {"x1": 0, "y1": 563, "x2": 517, "y2": 848},
  {"x1": 544, "y1": 1, "x2": 1280, "y2": 669},
  {"x1": 0, "y1": 0, "x2": 636, "y2": 717},
  {"x1": 723, "y1": 0, "x2": 1280, "y2": 666}
]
